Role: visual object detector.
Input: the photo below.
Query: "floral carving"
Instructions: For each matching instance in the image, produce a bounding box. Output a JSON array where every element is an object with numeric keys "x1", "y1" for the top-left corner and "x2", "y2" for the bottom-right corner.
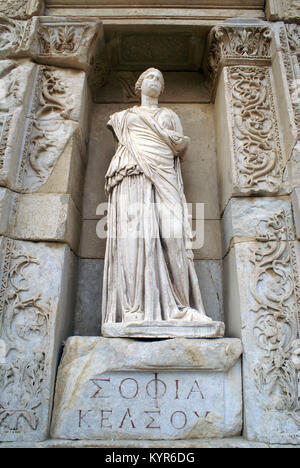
[
  {"x1": 0, "y1": 17, "x2": 35, "y2": 56},
  {"x1": 207, "y1": 25, "x2": 272, "y2": 80},
  {"x1": 38, "y1": 24, "x2": 89, "y2": 56},
  {"x1": 249, "y1": 210, "x2": 300, "y2": 418},
  {"x1": 17, "y1": 119, "x2": 75, "y2": 193},
  {"x1": 0, "y1": 0, "x2": 42, "y2": 20},
  {"x1": 228, "y1": 66, "x2": 283, "y2": 193},
  {"x1": 0, "y1": 114, "x2": 12, "y2": 171},
  {"x1": 0, "y1": 240, "x2": 54, "y2": 434},
  {"x1": 34, "y1": 67, "x2": 74, "y2": 120},
  {"x1": 279, "y1": 25, "x2": 300, "y2": 134},
  {"x1": 21, "y1": 120, "x2": 62, "y2": 191}
]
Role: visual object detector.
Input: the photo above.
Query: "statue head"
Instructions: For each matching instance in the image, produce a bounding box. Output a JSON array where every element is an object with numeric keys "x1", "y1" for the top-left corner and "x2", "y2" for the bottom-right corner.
[{"x1": 135, "y1": 68, "x2": 165, "y2": 99}]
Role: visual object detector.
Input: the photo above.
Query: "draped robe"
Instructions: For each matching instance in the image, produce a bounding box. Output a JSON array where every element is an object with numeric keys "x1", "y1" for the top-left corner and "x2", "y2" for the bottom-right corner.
[{"x1": 102, "y1": 105, "x2": 209, "y2": 325}]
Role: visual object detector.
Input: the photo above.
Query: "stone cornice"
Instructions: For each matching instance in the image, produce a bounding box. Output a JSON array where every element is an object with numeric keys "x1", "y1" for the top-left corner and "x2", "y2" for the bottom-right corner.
[{"x1": 0, "y1": 16, "x2": 103, "y2": 71}]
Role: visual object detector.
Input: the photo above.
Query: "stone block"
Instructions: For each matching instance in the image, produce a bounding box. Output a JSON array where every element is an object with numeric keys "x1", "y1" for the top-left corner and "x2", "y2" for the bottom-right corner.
[
  {"x1": 102, "y1": 321, "x2": 225, "y2": 339},
  {"x1": 214, "y1": 65, "x2": 286, "y2": 212},
  {"x1": 194, "y1": 260, "x2": 223, "y2": 323},
  {"x1": 271, "y1": 23, "x2": 298, "y2": 165},
  {"x1": 292, "y1": 188, "x2": 300, "y2": 239},
  {"x1": 0, "y1": 187, "x2": 17, "y2": 236},
  {"x1": 0, "y1": 237, "x2": 77, "y2": 442},
  {"x1": 224, "y1": 235, "x2": 300, "y2": 443},
  {"x1": 74, "y1": 258, "x2": 103, "y2": 336},
  {"x1": 36, "y1": 17, "x2": 103, "y2": 71},
  {"x1": 38, "y1": 129, "x2": 86, "y2": 213},
  {"x1": 266, "y1": 0, "x2": 300, "y2": 23},
  {"x1": 0, "y1": 0, "x2": 44, "y2": 19},
  {"x1": 0, "y1": 60, "x2": 37, "y2": 115},
  {"x1": 0, "y1": 16, "x2": 39, "y2": 59},
  {"x1": 30, "y1": 66, "x2": 91, "y2": 142},
  {"x1": 0, "y1": 108, "x2": 27, "y2": 190},
  {"x1": 18, "y1": 119, "x2": 80, "y2": 194},
  {"x1": 222, "y1": 196, "x2": 295, "y2": 255},
  {"x1": 51, "y1": 336, "x2": 242, "y2": 440},
  {"x1": 7, "y1": 193, "x2": 81, "y2": 254}
]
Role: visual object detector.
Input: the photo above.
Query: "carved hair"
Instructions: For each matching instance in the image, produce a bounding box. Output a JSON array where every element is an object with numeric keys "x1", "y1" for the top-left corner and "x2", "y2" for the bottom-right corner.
[{"x1": 135, "y1": 68, "x2": 165, "y2": 96}]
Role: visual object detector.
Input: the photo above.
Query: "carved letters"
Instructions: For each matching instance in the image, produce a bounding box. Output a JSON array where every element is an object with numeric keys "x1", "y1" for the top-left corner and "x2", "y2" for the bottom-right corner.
[{"x1": 63, "y1": 371, "x2": 223, "y2": 437}]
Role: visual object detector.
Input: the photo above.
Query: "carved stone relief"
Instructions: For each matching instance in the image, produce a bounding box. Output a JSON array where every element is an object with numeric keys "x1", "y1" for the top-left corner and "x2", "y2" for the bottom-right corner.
[
  {"x1": 0, "y1": 60, "x2": 88, "y2": 193},
  {"x1": 0, "y1": 16, "x2": 38, "y2": 59},
  {"x1": 227, "y1": 66, "x2": 284, "y2": 194},
  {"x1": 278, "y1": 24, "x2": 300, "y2": 134},
  {"x1": 36, "y1": 17, "x2": 103, "y2": 71},
  {"x1": 249, "y1": 209, "x2": 300, "y2": 417},
  {"x1": 207, "y1": 23, "x2": 273, "y2": 88},
  {"x1": 266, "y1": 0, "x2": 300, "y2": 24},
  {"x1": 0, "y1": 238, "x2": 76, "y2": 441},
  {"x1": 18, "y1": 119, "x2": 78, "y2": 193},
  {"x1": 0, "y1": 0, "x2": 44, "y2": 20}
]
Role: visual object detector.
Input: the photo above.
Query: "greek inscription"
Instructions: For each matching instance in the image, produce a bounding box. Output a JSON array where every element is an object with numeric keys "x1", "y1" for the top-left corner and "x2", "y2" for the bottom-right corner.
[
  {"x1": 175, "y1": 379, "x2": 179, "y2": 399},
  {"x1": 78, "y1": 410, "x2": 91, "y2": 428},
  {"x1": 90, "y1": 378, "x2": 110, "y2": 398},
  {"x1": 77, "y1": 408, "x2": 205, "y2": 431},
  {"x1": 100, "y1": 409, "x2": 112, "y2": 428},
  {"x1": 119, "y1": 408, "x2": 136, "y2": 429},
  {"x1": 119, "y1": 378, "x2": 139, "y2": 399},
  {"x1": 75, "y1": 372, "x2": 216, "y2": 436},
  {"x1": 186, "y1": 380, "x2": 205, "y2": 400},
  {"x1": 146, "y1": 373, "x2": 167, "y2": 408},
  {"x1": 144, "y1": 410, "x2": 161, "y2": 429},
  {"x1": 170, "y1": 411, "x2": 187, "y2": 430}
]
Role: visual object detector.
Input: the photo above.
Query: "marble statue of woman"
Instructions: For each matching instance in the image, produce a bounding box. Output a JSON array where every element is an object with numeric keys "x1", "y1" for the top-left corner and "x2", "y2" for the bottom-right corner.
[{"x1": 102, "y1": 68, "x2": 223, "y2": 338}]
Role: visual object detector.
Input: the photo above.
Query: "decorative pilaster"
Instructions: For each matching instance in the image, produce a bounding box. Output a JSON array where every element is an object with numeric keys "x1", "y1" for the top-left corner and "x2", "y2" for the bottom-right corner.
[
  {"x1": 206, "y1": 20, "x2": 285, "y2": 211},
  {"x1": 0, "y1": 13, "x2": 103, "y2": 442},
  {"x1": 223, "y1": 200, "x2": 300, "y2": 443},
  {"x1": 210, "y1": 20, "x2": 300, "y2": 443}
]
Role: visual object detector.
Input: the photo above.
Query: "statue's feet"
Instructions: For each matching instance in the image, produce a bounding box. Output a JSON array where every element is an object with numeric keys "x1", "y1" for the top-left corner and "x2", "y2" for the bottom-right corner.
[
  {"x1": 171, "y1": 307, "x2": 213, "y2": 324},
  {"x1": 123, "y1": 310, "x2": 144, "y2": 323}
]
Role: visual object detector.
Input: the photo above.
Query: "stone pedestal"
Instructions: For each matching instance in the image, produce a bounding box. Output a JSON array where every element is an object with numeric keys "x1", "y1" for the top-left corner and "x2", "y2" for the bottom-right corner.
[
  {"x1": 50, "y1": 337, "x2": 242, "y2": 440},
  {"x1": 102, "y1": 321, "x2": 225, "y2": 339}
]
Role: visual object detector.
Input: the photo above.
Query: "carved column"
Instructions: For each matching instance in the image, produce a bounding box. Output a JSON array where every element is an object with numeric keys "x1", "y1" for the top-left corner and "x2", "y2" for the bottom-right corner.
[
  {"x1": 207, "y1": 19, "x2": 300, "y2": 443},
  {"x1": 0, "y1": 6, "x2": 103, "y2": 441}
]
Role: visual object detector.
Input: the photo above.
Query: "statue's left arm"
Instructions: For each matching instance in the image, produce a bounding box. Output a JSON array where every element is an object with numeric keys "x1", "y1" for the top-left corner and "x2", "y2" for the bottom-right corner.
[{"x1": 166, "y1": 109, "x2": 190, "y2": 160}]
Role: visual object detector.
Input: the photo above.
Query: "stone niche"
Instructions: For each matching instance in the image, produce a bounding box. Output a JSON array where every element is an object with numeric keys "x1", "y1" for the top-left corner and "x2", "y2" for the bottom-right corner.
[{"x1": 75, "y1": 27, "x2": 224, "y2": 336}]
